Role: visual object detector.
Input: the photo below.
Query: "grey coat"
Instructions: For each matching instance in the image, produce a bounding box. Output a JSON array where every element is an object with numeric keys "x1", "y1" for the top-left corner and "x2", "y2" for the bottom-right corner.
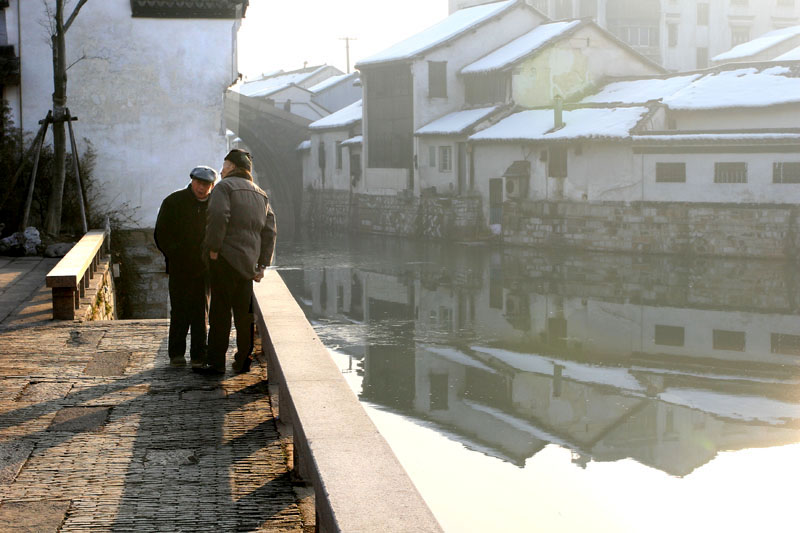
[{"x1": 205, "y1": 173, "x2": 277, "y2": 279}]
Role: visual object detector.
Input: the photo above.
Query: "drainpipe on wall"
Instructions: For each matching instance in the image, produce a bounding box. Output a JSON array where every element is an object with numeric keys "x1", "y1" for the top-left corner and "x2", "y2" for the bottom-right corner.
[{"x1": 553, "y1": 94, "x2": 563, "y2": 130}]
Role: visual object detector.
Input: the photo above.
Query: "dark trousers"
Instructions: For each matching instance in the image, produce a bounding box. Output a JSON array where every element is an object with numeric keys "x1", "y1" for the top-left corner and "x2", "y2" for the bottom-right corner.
[
  {"x1": 207, "y1": 256, "x2": 254, "y2": 370},
  {"x1": 168, "y1": 272, "x2": 208, "y2": 360}
]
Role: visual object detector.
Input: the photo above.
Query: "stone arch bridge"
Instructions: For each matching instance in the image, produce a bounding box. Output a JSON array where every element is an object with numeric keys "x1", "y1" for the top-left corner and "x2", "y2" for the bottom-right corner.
[{"x1": 224, "y1": 92, "x2": 310, "y2": 241}]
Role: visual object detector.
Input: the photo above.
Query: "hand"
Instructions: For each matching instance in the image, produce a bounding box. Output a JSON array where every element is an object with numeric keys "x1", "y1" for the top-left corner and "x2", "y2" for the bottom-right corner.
[
  {"x1": 253, "y1": 269, "x2": 264, "y2": 283},
  {"x1": 209, "y1": 251, "x2": 218, "y2": 260}
]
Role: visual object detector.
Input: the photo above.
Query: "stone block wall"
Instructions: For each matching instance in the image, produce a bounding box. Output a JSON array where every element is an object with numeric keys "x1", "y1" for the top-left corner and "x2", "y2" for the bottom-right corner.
[
  {"x1": 302, "y1": 189, "x2": 486, "y2": 241},
  {"x1": 112, "y1": 229, "x2": 169, "y2": 319},
  {"x1": 81, "y1": 258, "x2": 117, "y2": 321},
  {"x1": 503, "y1": 201, "x2": 800, "y2": 259}
]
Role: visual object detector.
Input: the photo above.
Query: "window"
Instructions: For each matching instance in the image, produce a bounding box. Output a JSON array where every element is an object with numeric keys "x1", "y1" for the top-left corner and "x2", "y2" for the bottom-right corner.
[
  {"x1": 579, "y1": 0, "x2": 597, "y2": 19},
  {"x1": 713, "y1": 329, "x2": 745, "y2": 351},
  {"x1": 655, "y1": 325, "x2": 685, "y2": 346},
  {"x1": 428, "y1": 145, "x2": 436, "y2": 167},
  {"x1": 335, "y1": 141, "x2": 343, "y2": 170},
  {"x1": 697, "y1": 3, "x2": 709, "y2": 25},
  {"x1": 730, "y1": 0, "x2": 748, "y2": 5},
  {"x1": 772, "y1": 333, "x2": 800, "y2": 355},
  {"x1": 614, "y1": 26, "x2": 659, "y2": 47},
  {"x1": 714, "y1": 162, "x2": 747, "y2": 183},
  {"x1": 318, "y1": 141, "x2": 326, "y2": 171},
  {"x1": 731, "y1": 27, "x2": 750, "y2": 46},
  {"x1": 465, "y1": 74, "x2": 508, "y2": 105},
  {"x1": 773, "y1": 162, "x2": 800, "y2": 183},
  {"x1": 778, "y1": 0, "x2": 795, "y2": 6},
  {"x1": 656, "y1": 162, "x2": 686, "y2": 183},
  {"x1": 697, "y1": 47, "x2": 708, "y2": 68},
  {"x1": 668, "y1": 23, "x2": 678, "y2": 47},
  {"x1": 428, "y1": 61, "x2": 447, "y2": 98},
  {"x1": 548, "y1": 146, "x2": 567, "y2": 178},
  {"x1": 438, "y1": 145, "x2": 452, "y2": 172}
]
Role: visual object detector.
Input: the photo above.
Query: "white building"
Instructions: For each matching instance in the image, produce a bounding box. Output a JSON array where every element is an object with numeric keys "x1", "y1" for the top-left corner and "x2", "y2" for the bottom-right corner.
[
  {"x1": 2, "y1": 0, "x2": 247, "y2": 227},
  {"x1": 300, "y1": 99, "x2": 363, "y2": 191},
  {"x1": 450, "y1": 0, "x2": 800, "y2": 71},
  {"x1": 234, "y1": 65, "x2": 344, "y2": 121},
  {"x1": 469, "y1": 63, "x2": 800, "y2": 225},
  {"x1": 712, "y1": 24, "x2": 800, "y2": 63},
  {"x1": 307, "y1": 72, "x2": 362, "y2": 115}
]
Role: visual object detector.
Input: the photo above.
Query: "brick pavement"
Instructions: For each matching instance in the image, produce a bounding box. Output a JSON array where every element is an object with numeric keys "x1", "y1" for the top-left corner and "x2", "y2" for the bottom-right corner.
[
  {"x1": 0, "y1": 320, "x2": 305, "y2": 532},
  {"x1": 0, "y1": 257, "x2": 60, "y2": 329}
]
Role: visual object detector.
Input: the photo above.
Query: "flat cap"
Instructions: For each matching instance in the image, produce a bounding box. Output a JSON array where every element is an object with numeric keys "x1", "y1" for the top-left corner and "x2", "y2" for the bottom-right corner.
[{"x1": 189, "y1": 165, "x2": 219, "y2": 183}]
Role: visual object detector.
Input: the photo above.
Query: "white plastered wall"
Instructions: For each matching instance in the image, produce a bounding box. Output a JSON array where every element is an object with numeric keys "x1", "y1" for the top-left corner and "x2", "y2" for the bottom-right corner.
[{"x1": 18, "y1": 0, "x2": 237, "y2": 227}]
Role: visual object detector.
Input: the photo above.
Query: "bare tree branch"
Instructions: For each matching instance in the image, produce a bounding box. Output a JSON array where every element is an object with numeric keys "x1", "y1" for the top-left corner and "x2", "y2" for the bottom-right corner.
[
  {"x1": 64, "y1": 0, "x2": 89, "y2": 33},
  {"x1": 66, "y1": 53, "x2": 87, "y2": 71}
]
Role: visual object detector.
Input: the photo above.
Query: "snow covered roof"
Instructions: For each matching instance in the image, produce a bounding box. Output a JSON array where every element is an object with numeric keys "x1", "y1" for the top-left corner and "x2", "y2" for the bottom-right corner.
[
  {"x1": 581, "y1": 74, "x2": 701, "y2": 105},
  {"x1": 308, "y1": 73, "x2": 359, "y2": 94},
  {"x1": 416, "y1": 106, "x2": 501, "y2": 136},
  {"x1": 309, "y1": 99, "x2": 362, "y2": 130},
  {"x1": 712, "y1": 25, "x2": 800, "y2": 62},
  {"x1": 776, "y1": 45, "x2": 800, "y2": 60},
  {"x1": 235, "y1": 66, "x2": 329, "y2": 97},
  {"x1": 341, "y1": 135, "x2": 363, "y2": 146},
  {"x1": 461, "y1": 20, "x2": 582, "y2": 75},
  {"x1": 632, "y1": 133, "x2": 800, "y2": 144},
  {"x1": 356, "y1": 0, "x2": 519, "y2": 68},
  {"x1": 296, "y1": 140, "x2": 311, "y2": 151},
  {"x1": 469, "y1": 106, "x2": 649, "y2": 142},
  {"x1": 663, "y1": 66, "x2": 800, "y2": 110}
]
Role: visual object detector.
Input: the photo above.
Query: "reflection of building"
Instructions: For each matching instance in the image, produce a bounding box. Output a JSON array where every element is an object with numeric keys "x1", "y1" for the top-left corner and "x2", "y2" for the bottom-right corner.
[{"x1": 286, "y1": 238, "x2": 800, "y2": 475}]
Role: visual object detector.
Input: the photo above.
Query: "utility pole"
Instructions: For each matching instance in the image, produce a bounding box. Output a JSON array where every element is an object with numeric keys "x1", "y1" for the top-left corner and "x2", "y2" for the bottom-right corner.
[{"x1": 339, "y1": 37, "x2": 357, "y2": 73}]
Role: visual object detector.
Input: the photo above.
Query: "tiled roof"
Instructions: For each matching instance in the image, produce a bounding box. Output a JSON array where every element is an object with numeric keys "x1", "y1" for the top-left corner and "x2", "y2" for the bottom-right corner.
[{"x1": 130, "y1": 0, "x2": 248, "y2": 19}]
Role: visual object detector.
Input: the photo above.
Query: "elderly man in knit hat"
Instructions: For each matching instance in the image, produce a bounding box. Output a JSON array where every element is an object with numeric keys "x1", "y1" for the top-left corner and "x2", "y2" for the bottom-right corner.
[
  {"x1": 203, "y1": 149, "x2": 276, "y2": 375},
  {"x1": 155, "y1": 165, "x2": 218, "y2": 368}
]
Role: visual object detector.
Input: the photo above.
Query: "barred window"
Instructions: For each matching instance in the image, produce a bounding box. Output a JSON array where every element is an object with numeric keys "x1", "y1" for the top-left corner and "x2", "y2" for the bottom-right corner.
[
  {"x1": 714, "y1": 162, "x2": 747, "y2": 183},
  {"x1": 656, "y1": 162, "x2": 686, "y2": 183},
  {"x1": 773, "y1": 162, "x2": 800, "y2": 184},
  {"x1": 772, "y1": 333, "x2": 800, "y2": 355},
  {"x1": 438, "y1": 146, "x2": 452, "y2": 172}
]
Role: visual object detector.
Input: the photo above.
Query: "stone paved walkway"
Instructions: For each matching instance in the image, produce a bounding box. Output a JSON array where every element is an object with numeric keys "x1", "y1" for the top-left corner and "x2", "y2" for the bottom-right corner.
[
  {"x1": 0, "y1": 257, "x2": 60, "y2": 329},
  {"x1": 0, "y1": 319, "x2": 304, "y2": 532}
]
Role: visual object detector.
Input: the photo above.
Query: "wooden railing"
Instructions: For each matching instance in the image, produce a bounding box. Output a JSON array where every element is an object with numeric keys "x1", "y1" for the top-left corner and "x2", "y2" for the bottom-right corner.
[{"x1": 46, "y1": 228, "x2": 109, "y2": 320}]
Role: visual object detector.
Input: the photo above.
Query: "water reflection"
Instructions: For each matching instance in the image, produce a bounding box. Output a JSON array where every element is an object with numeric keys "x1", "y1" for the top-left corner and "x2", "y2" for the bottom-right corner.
[{"x1": 277, "y1": 236, "x2": 800, "y2": 481}]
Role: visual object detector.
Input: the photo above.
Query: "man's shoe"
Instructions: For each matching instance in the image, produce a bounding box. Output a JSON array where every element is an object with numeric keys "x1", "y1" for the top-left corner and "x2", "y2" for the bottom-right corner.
[
  {"x1": 198, "y1": 363, "x2": 225, "y2": 376},
  {"x1": 232, "y1": 354, "x2": 252, "y2": 374},
  {"x1": 190, "y1": 358, "x2": 205, "y2": 370},
  {"x1": 169, "y1": 356, "x2": 186, "y2": 367}
]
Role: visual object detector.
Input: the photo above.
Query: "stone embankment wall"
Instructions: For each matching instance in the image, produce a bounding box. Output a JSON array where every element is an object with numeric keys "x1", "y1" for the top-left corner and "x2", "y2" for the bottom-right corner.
[
  {"x1": 112, "y1": 229, "x2": 169, "y2": 318},
  {"x1": 83, "y1": 257, "x2": 117, "y2": 321},
  {"x1": 303, "y1": 189, "x2": 486, "y2": 241},
  {"x1": 503, "y1": 201, "x2": 800, "y2": 258}
]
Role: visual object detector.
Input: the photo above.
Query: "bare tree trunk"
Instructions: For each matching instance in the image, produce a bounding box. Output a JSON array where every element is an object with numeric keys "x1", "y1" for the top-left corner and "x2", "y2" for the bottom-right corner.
[{"x1": 44, "y1": 0, "x2": 68, "y2": 237}]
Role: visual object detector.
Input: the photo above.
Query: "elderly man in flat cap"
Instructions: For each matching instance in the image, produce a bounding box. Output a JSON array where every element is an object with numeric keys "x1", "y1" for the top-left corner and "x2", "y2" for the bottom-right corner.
[
  {"x1": 155, "y1": 165, "x2": 218, "y2": 368},
  {"x1": 204, "y1": 149, "x2": 276, "y2": 375}
]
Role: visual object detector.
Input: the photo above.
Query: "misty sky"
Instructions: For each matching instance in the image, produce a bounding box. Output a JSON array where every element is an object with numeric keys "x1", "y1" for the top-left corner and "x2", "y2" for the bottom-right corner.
[{"x1": 237, "y1": 0, "x2": 448, "y2": 78}]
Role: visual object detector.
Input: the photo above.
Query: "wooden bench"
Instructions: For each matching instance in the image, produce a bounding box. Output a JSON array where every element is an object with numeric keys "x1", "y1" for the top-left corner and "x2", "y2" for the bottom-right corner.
[{"x1": 46, "y1": 229, "x2": 109, "y2": 320}]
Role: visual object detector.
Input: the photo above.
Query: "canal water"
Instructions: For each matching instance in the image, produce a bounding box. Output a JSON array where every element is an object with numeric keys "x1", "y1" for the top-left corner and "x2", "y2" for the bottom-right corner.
[{"x1": 275, "y1": 234, "x2": 800, "y2": 532}]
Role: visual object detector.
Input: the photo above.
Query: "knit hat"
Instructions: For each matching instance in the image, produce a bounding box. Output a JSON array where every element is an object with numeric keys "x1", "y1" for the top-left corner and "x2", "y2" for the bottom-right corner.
[
  {"x1": 224, "y1": 149, "x2": 252, "y2": 171},
  {"x1": 189, "y1": 165, "x2": 218, "y2": 183}
]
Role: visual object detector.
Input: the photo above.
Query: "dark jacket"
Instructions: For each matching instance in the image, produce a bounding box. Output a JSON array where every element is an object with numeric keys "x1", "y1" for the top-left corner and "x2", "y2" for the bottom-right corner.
[
  {"x1": 154, "y1": 185, "x2": 209, "y2": 276},
  {"x1": 205, "y1": 171, "x2": 277, "y2": 280}
]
